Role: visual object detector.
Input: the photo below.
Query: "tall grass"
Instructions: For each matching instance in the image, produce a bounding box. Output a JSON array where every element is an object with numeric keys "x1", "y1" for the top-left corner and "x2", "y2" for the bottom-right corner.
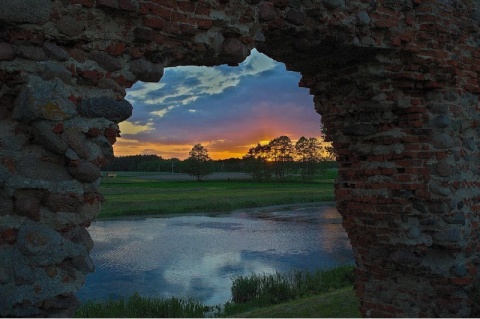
[
  {"x1": 75, "y1": 266, "x2": 355, "y2": 318},
  {"x1": 75, "y1": 293, "x2": 209, "y2": 318},
  {"x1": 219, "y1": 265, "x2": 355, "y2": 317}
]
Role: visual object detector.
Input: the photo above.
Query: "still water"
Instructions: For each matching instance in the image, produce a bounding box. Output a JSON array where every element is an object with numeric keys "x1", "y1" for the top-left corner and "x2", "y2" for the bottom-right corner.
[{"x1": 77, "y1": 203, "x2": 354, "y2": 306}]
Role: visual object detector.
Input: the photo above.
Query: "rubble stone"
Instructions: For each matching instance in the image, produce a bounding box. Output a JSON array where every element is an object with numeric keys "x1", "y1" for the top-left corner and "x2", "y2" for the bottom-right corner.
[{"x1": 79, "y1": 97, "x2": 132, "y2": 123}]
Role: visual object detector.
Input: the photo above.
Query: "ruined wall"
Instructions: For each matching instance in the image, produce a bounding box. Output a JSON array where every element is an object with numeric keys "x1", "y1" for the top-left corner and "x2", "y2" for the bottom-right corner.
[{"x1": 0, "y1": 0, "x2": 479, "y2": 317}]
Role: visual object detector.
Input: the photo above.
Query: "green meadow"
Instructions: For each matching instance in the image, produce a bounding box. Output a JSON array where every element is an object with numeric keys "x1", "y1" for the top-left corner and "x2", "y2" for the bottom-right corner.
[{"x1": 98, "y1": 169, "x2": 337, "y2": 218}]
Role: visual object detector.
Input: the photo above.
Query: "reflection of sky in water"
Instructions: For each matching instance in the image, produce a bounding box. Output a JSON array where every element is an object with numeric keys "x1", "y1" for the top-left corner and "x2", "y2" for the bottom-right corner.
[{"x1": 77, "y1": 204, "x2": 354, "y2": 305}]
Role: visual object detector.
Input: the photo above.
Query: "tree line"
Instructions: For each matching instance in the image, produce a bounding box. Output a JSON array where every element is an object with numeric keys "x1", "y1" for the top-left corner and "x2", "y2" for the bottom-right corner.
[{"x1": 103, "y1": 135, "x2": 336, "y2": 181}]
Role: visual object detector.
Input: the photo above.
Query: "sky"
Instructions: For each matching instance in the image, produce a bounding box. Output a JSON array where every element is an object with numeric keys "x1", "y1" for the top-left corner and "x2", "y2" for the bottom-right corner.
[{"x1": 115, "y1": 49, "x2": 323, "y2": 160}]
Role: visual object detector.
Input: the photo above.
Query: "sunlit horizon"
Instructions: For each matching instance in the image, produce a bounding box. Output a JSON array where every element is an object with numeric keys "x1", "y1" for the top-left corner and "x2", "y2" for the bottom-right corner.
[
  {"x1": 113, "y1": 49, "x2": 325, "y2": 160},
  {"x1": 113, "y1": 134, "x2": 331, "y2": 160}
]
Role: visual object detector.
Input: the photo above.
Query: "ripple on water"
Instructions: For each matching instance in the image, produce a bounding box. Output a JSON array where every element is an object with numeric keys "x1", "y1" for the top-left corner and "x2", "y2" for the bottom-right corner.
[{"x1": 78, "y1": 204, "x2": 354, "y2": 305}]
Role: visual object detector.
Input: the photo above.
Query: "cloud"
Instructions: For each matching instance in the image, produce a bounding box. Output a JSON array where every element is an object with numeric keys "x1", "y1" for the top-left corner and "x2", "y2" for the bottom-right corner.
[
  {"x1": 117, "y1": 49, "x2": 323, "y2": 159},
  {"x1": 119, "y1": 121, "x2": 155, "y2": 135},
  {"x1": 125, "y1": 49, "x2": 277, "y2": 119}
]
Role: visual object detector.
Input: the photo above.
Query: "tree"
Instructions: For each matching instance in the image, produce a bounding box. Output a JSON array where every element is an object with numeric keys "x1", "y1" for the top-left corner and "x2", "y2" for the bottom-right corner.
[
  {"x1": 183, "y1": 144, "x2": 213, "y2": 181},
  {"x1": 268, "y1": 136, "x2": 294, "y2": 179},
  {"x1": 320, "y1": 122, "x2": 337, "y2": 161},
  {"x1": 243, "y1": 143, "x2": 271, "y2": 181},
  {"x1": 295, "y1": 136, "x2": 323, "y2": 181}
]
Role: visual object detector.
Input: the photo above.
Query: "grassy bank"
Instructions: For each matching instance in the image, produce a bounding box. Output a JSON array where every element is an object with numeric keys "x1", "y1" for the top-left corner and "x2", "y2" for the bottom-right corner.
[
  {"x1": 234, "y1": 287, "x2": 360, "y2": 318},
  {"x1": 76, "y1": 266, "x2": 358, "y2": 318},
  {"x1": 98, "y1": 170, "x2": 337, "y2": 218}
]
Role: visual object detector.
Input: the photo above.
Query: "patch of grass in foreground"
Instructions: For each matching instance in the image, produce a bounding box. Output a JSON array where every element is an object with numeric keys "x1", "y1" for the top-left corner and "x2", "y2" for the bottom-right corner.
[
  {"x1": 75, "y1": 294, "x2": 209, "y2": 318},
  {"x1": 219, "y1": 265, "x2": 355, "y2": 317},
  {"x1": 98, "y1": 173, "x2": 336, "y2": 218},
  {"x1": 234, "y1": 286, "x2": 360, "y2": 318},
  {"x1": 75, "y1": 266, "x2": 357, "y2": 318}
]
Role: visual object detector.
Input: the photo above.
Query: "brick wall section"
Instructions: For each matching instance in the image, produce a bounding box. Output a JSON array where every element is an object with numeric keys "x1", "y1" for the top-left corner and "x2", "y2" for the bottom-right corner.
[{"x1": 0, "y1": 0, "x2": 479, "y2": 317}]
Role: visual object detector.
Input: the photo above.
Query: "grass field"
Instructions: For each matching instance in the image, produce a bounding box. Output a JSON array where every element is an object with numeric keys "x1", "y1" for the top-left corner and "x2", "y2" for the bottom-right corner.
[
  {"x1": 234, "y1": 287, "x2": 360, "y2": 318},
  {"x1": 98, "y1": 170, "x2": 337, "y2": 218}
]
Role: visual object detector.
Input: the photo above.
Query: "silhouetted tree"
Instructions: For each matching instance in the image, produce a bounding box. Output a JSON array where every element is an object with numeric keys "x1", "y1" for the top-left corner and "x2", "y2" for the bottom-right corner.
[
  {"x1": 183, "y1": 144, "x2": 213, "y2": 181},
  {"x1": 243, "y1": 143, "x2": 271, "y2": 181},
  {"x1": 295, "y1": 136, "x2": 323, "y2": 181},
  {"x1": 320, "y1": 122, "x2": 337, "y2": 161},
  {"x1": 268, "y1": 136, "x2": 294, "y2": 179}
]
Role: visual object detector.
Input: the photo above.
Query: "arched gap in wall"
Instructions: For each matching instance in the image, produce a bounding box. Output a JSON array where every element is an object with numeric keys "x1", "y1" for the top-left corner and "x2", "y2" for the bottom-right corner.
[
  {"x1": 76, "y1": 50, "x2": 353, "y2": 309},
  {"x1": 117, "y1": 49, "x2": 326, "y2": 160}
]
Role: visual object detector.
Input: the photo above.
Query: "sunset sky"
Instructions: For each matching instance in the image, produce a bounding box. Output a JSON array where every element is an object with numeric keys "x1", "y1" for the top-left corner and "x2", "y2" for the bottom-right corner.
[{"x1": 115, "y1": 49, "x2": 323, "y2": 160}]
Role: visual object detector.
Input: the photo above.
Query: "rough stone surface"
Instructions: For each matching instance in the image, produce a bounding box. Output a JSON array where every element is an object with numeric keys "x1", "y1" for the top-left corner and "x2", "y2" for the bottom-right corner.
[
  {"x1": 128, "y1": 59, "x2": 164, "y2": 83},
  {"x1": 17, "y1": 156, "x2": 73, "y2": 182},
  {"x1": 89, "y1": 52, "x2": 123, "y2": 72},
  {"x1": 56, "y1": 16, "x2": 85, "y2": 37},
  {"x1": 79, "y1": 97, "x2": 133, "y2": 123},
  {"x1": 68, "y1": 162, "x2": 101, "y2": 183},
  {"x1": 43, "y1": 42, "x2": 70, "y2": 62},
  {"x1": 0, "y1": 0, "x2": 480, "y2": 317},
  {"x1": 13, "y1": 77, "x2": 77, "y2": 124},
  {"x1": 0, "y1": 0, "x2": 51, "y2": 24},
  {"x1": 0, "y1": 43, "x2": 15, "y2": 61},
  {"x1": 32, "y1": 121, "x2": 68, "y2": 155},
  {"x1": 220, "y1": 38, "x2": 249, "y2": 65}
]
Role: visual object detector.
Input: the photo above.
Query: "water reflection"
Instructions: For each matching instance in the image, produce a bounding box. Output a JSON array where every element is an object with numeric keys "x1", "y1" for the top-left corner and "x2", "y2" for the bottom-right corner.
[{"x1": 77, "y1": 203, "x2": 354, "y2": 305}]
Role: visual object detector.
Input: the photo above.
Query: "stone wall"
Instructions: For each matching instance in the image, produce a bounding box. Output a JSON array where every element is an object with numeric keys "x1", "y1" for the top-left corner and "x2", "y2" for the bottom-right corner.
[{"x1": 0, "y1": 0, "x2": 479, "y2": 317}]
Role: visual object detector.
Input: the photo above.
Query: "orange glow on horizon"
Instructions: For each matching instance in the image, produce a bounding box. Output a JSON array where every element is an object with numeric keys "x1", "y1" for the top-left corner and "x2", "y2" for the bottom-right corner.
[{"x1": 113, "y1": 136, "x2": 333, "y2": 160}]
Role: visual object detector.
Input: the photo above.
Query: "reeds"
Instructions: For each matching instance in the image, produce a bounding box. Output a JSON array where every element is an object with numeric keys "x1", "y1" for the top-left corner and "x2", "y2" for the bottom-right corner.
[
  {"x1": 220, "y1": 265, "x2": 355, "y2": 316},
  {"x1": 75, "y1": 293, "x2": 209, "y2": 318}
]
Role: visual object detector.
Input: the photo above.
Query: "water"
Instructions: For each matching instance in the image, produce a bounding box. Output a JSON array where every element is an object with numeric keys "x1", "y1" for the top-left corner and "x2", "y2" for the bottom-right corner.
[{"x1": 77, "y1": 203, "x2": 354, "y2": 306}]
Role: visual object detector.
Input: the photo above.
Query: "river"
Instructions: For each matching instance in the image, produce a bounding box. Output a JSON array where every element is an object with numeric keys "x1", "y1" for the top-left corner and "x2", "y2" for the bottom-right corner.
[{"x1": 77, "y1": 202, "x2": 354, "y2": 306}]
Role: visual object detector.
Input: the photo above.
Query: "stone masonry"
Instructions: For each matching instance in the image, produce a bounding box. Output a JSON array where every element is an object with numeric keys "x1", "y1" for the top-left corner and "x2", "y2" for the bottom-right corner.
[{"x1": 0, "y1": 0, "x2": 479, "y2": 317}]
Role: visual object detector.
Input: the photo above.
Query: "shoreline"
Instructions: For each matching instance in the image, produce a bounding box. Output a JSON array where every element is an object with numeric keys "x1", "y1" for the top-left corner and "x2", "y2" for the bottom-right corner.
[{"x1": 94, "y1": 201, "x2": 337, "y2": 222}]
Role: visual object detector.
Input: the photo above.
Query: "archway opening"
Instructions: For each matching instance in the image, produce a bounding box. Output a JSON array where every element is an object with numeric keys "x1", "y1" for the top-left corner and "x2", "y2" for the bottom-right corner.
[
  {"x1": 116, "y1": 49, "x2": 326, "y2": 160},
  {"x1": 76, "y1": 50, "x2": 355, "y2": 313}
]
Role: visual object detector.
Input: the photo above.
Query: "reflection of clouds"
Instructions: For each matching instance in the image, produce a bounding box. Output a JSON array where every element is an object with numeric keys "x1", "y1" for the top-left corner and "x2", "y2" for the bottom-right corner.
[
  {"x1": 163, "y1": 252, "x2": 277, "y2": 305},
  {"x1": 82, "y1": 207, "x2": 354, "y2": 305}
]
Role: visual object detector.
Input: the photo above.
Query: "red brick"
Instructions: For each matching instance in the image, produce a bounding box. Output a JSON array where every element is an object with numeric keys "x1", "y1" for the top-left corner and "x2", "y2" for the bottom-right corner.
[
  {"x1": 86, "y1": 128, "x2": 101, "y2": 138},
  {"x1": 78, "y1": 69, "x2": 103, "y2": 83},
  {"x1": 178, "y1": 1, "x2": 195, "y2": 12},
  {"x1": 195, "y1": 5, "x2": 210, "y2": 16},
  {"x1": 143, "y1": 16, "x2": 166, "y2": 30},
  {"x1": 1, "y1": 228, "x2": 17, "y2": 244},
  {"x1": 52, "y1": 123, "x2": 64, "y2": 134},
  {"x1": 140, "y1": 3, "x2": 171, "y2": 19},
  {"x1": 104, "y1": 127, "x2": 120, "y2": 145},
  {"x1": 118, "y1": 0, "x2": 138, "y2": 11},
  {"x1": 193, "y1": 18, "x2": 213, "y2": 30},
  {"x1": 106, "y1": 42, "x2": 125, "y2": 56},
  {"x1": 450, "y1": 277, "x2": 473, "y2": 286},
  {"x1": 171, "y1": 11, "x2": 189, "y2": 24},
  {"x1": 2, "y1": 158, "x2": 15, "y2": 173}
]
